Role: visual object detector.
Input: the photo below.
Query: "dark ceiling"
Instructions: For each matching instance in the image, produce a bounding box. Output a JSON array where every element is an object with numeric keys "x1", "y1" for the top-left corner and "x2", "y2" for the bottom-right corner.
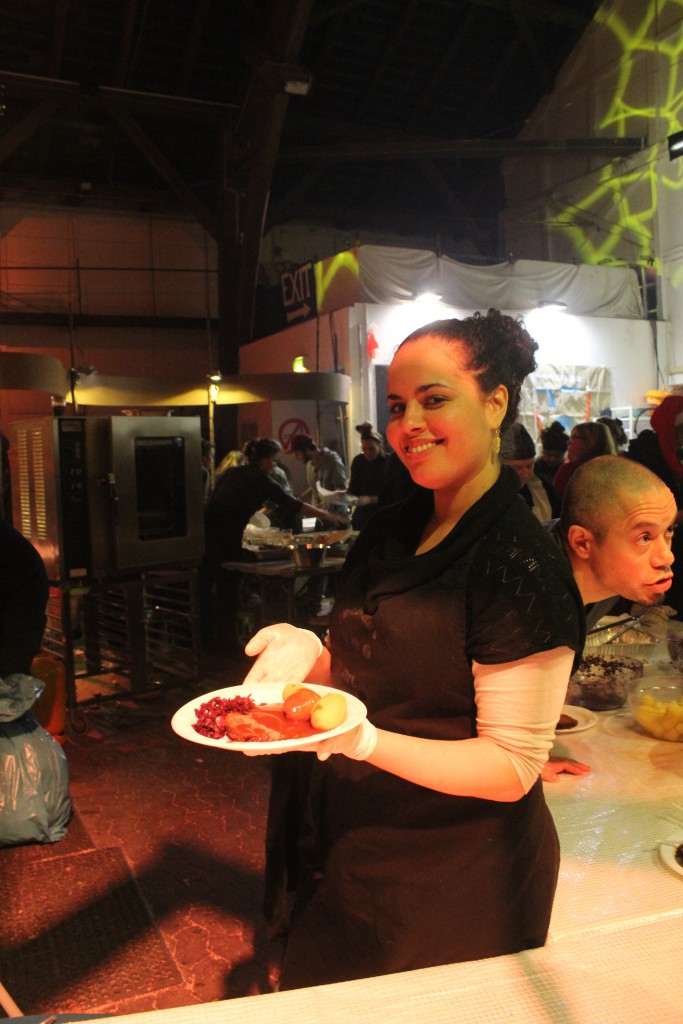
[{"x1": 0, "y1": 0, "x2": 606, "y2": 264}]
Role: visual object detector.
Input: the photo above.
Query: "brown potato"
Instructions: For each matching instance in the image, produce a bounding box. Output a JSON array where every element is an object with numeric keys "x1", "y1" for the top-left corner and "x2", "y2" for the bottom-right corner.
[{"x1": 311, "y1": 692, "x2": 347, "y2": 731}]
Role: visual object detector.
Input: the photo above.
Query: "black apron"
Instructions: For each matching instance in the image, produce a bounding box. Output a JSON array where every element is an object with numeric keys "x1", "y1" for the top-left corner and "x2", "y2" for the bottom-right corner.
[{"x1": 280, "y1": 475, "x2": 570, "y2": 988}]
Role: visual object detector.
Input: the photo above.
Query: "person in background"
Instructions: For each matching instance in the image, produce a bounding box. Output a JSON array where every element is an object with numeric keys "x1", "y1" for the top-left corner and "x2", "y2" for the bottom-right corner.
[
  {"x1": 552, "y1": 420, "x2": 617, "y2": 502},
  {"x1": 201, "y1": 439, "x2": 345, "y2": 652},
  {"x1": 377, "y1": 448, "x2": 419, "y2": 507},
  {"x1": 626, "y1": 394, "x2": 683, "y2": 618},
  {"x1": 1, "y1": 433, "x2": 12, "y2": 523},
  {"x1": 205, "y1": 438, "x2": 344, "y2": 564},
  {"x1": 264, "y1": 450, "x2": 301, "y2": 533},
  {"x1": 541, "y1": 453, "x2": 677, "y2": 784},
  {"x1": 214, "y1": 448, "x2": 247, "y2": 485},
  {"x1": 0, "y1": 517, "x2": 49, "y2": 677},
  {"x1": 534, "y1": 421, "x2": 569, "y2": 486},
  {"x1": 243, "y1": 310, "x2": 584, "y2": 988},
  {"x1": 558, "y1": 454, "x2": 676, "y2": 630},
  {"x1": 501, "y1": 422, "x2": 559, "y2": 523},
  {"x1": 289, "y1": 433, "x2": 350, "y2": 521},
  {"x1": 347, "y1": 421, "x2": 389, "y2": 530},
  {"x1": 596, "y1": 415, "x2": 628, "y2": 452}
]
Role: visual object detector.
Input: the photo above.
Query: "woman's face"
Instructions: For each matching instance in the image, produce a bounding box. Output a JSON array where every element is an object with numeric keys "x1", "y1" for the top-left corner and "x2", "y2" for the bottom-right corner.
[
  {"x1": 258, "y1": 454, "x2": 277, "y2": 474},
  {"x1": 361, "y1": 438, "x2": 381, "y2": 461},
  {"x1": 386, "y1": 336, "x2": 507, "y2": 495},
  {"x1": 568, "y1": 429, "x2": 590, "y2": 462},
  {"x1": 541, "y1": 448, "x2": 565, "y2": 467}
]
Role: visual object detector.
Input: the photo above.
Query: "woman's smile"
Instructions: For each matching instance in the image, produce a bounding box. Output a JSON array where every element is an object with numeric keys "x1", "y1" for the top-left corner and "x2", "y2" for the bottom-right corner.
[{"x1": 404, "y1": 438, "x2": 444, "y2": 455}]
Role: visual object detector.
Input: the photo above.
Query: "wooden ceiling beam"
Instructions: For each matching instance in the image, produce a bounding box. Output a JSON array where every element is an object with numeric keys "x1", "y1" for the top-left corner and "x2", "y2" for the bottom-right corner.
[
  {"x1": 114, "y1": 0, "x2": 141, "y2": 87},
  {"x1": 460, "y1": 0, "x2": 591, "y2": 31},
  {"x1": 353, "y1": 0, "x2": 420, "y2": 120},
  {"x1": 279, "y1": 136, "x2": 644, "y2": 162},
  {"x1": 0, "y1": 95, "x2": 68, "y2": 165},
  {"x1": 100, "y1": 96, "x2": 220, "y2": 239},
  {"x1": 507, "y1": 0, "x2": 553, "y2": 89},
  {"x1": 177, "y1": 0, "x2": 212, "y2": 96},
  {"x1": 0, "y1": 69, "x2": 237, "y2": 123},
  {"x1": 48, "y1": 0, "x2": 70, "y2": 78}
]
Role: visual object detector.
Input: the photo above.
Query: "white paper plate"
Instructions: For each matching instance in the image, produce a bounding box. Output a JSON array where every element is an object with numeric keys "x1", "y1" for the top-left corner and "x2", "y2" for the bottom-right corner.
[
  {"x1": 658, "y1": 832, "x2": 683, "y2": 878},
  {"x1": 171, "y1": 683, "x2": 367, "y2": 753},
  {"x1": 556, "y1": 704, "x2": 598, "y2": 734}
]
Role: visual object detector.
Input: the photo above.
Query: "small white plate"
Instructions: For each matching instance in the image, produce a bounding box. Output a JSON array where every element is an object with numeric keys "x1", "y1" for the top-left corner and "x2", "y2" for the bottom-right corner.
[
  {"x1": 556, "y1": 705, "x2": 598, "y2": 734},
  {"x1": 171, "y1": 683, "x2": 367, "y2": 753},
  {"x1": 658, "y1": 832, "x2": 683, "y2": 878}
]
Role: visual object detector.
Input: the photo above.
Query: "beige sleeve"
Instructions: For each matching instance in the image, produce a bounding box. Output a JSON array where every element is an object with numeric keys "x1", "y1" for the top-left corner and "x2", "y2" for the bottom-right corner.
[{"x1": 472, "y1": 647, "x2": 575, "y2": 792}]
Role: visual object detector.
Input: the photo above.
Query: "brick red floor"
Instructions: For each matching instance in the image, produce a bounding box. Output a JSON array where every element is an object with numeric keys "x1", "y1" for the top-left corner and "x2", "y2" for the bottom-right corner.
[{"x1": 51, "y1": 650, "x2": 284, "y2": 1016}]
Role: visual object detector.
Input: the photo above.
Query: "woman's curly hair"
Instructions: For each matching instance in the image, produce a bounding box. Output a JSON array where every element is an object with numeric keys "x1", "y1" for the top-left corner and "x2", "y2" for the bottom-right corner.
[{"x1": 400, "y1": 309, "x2": 537, "y2": 427}]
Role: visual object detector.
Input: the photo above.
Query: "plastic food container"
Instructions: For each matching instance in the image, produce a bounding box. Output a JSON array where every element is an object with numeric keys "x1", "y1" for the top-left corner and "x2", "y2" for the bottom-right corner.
[
  {"x1": 584, "y1": 626, "x2": 659, "y2": 663},
  {"x1": 627, "y1": 676, "x2": 683, "y2": 741},
  {"x1": 666, "y1": 624, "x2": 683, "y2": 671},
  {"x1": 568, "y1": 653, "x2": 644, "y2": 711}
]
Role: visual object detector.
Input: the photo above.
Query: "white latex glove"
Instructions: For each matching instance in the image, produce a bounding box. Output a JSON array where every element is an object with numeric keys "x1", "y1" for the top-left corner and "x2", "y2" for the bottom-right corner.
[
  {"x1": 315, "y1": 718, "x2": 378, "y2": 761},
  {"x1": 243, "y1": 623, "x2": 323, "y2": 685}
]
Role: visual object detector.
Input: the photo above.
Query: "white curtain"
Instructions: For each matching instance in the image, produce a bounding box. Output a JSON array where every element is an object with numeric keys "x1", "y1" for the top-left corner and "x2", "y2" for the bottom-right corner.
[{"x1": 358, "y1": 245, "x2": 644, "y2": 319}]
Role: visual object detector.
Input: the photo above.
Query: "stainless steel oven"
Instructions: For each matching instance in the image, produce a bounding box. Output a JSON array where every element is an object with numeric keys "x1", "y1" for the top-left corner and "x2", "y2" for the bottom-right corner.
[{"x1": 10, "y1": 415, "x2": 205, "y2": 581}]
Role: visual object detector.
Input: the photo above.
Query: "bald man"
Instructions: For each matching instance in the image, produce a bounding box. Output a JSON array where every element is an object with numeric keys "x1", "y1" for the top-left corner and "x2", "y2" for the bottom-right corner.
[
  {"x1": 544, "y1": 455, "x2": 676, "y2": 782},
  {"x1": 558, "y1": 455, "x2": 676, "y2": 624}
]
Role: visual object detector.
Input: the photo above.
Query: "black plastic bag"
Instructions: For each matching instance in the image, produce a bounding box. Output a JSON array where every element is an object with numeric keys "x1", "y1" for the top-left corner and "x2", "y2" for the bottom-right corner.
[{"x1": 0, "y1": 674, "x2": 72, "y2": 846}]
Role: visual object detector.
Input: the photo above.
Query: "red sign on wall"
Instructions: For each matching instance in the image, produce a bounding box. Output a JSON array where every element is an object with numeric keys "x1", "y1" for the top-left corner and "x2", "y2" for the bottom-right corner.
[{"x1": 279, "y1": 417, "x2": 311, "y2": 452}]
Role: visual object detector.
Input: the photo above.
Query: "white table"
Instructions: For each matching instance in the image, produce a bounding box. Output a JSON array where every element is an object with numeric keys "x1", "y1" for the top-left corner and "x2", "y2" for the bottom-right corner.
[{"x1": 87, "y1": 654, "x2": 683, "y2": 1024}]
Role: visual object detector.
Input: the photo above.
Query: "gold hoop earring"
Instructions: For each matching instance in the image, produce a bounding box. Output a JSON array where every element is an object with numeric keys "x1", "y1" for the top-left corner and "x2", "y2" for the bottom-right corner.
[{"x1": 493, "y1": 428, "x2": 501, "y2": 455}]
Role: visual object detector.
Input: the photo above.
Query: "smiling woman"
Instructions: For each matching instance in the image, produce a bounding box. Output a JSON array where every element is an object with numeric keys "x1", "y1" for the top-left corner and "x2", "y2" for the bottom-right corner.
[{"x1": 242, "y1": 309, "x2": 585, "y2": 990}]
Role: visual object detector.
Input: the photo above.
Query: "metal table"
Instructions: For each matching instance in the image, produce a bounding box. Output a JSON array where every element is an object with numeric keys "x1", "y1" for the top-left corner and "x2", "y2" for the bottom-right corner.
[{"x1": 220, "y1": 557, "x2": 346, "y2": 632}]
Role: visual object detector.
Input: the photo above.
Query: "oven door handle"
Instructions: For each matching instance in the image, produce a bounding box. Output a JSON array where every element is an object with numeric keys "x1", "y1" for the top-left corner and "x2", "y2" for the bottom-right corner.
[{"x1": 107, "y1": 472, "x2": 120, "y2": 524}]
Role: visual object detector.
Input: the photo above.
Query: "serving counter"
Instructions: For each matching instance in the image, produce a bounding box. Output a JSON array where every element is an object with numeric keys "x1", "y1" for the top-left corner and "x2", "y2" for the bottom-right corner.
[{"x1": 85, "y1": 656, "x2": 683, "y2": 1024}]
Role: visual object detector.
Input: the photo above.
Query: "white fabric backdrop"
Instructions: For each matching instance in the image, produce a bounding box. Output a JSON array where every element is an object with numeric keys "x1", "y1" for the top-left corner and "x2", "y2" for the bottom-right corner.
[{"x1": 358, "y1": 245, "x2": 644, "y2": 318}]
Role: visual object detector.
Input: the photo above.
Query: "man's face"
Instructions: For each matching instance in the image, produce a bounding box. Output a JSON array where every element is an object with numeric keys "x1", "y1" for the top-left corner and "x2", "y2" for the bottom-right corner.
[
  {"x1": 505, "y1": 457, "x2": 535, "y2": 483},
  {"x1": 584, "y1": 484, "x2": 677, "y2": 606}
]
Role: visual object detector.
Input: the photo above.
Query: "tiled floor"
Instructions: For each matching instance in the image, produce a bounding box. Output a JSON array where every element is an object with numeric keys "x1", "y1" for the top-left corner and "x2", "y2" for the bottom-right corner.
[{"x1": 13, "y1": 650, "x2": 286, "y2": 1017}]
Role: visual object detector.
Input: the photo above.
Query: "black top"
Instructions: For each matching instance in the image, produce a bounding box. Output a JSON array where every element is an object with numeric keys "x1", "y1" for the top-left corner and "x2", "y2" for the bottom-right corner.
[
  {"x1": 0, "y1": 518, "x2": 49, "y2": 677},
  {"x1": 279, "y1": 467, "x2": 584, "y2": 989},
  {"x1": 204, "y1": 463, "x2": 302, "y2": 562}
]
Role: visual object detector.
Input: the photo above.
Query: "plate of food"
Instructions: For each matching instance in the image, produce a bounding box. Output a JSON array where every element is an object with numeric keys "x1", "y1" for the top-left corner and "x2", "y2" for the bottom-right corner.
[
  {"x1": 171, "y1": 682, "x2": 367, "y2": 753},
  {"x1": 658, "y1": 831, "x2": 683, "y2": 878},
  {"x1": 555, "y1": 705, "x2": 598, "y2": 734}
]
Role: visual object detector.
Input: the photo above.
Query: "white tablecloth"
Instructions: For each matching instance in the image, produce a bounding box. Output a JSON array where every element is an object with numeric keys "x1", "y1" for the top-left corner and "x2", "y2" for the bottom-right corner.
[{"x1": 87, "y1": 654, "x2": 683, "y2": 1024}]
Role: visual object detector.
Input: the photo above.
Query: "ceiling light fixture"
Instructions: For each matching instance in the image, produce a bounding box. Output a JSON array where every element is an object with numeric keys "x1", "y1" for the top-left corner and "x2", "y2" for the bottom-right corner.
[
  {"x1": 414, "y1": 291, "x2": 442, "y2": 303},
  {"x1": 537, "y1": 300, "x2": 568, "y2": 312}
]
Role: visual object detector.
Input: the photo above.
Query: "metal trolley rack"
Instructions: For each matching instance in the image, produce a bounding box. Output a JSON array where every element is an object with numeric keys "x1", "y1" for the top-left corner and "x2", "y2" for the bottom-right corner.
[{"x1": 41, "y1": 567, "x2": 201, "y2": 731}]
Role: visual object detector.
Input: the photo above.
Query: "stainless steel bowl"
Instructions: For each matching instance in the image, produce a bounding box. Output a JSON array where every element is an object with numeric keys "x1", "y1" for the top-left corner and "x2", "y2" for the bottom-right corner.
[{"x1": 288, "y1": 543, "x2": 328, "y2": 568}]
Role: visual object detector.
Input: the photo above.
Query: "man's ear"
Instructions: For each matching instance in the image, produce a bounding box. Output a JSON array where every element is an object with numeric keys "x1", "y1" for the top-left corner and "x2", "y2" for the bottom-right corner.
[{"x1": 565, "y1": 524, "x2": 596, "y2": 560}]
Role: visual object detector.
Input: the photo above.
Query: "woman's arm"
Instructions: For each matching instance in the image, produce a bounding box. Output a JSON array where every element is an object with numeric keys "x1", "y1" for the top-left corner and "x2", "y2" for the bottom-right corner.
[{"x1": 319, "y1": 647, "x2": 575, "y2": 803}]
